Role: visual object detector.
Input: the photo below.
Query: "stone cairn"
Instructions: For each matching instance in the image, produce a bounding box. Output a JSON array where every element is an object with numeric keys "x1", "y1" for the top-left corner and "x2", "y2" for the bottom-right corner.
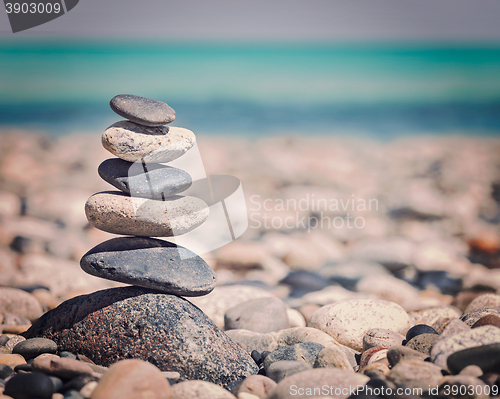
[{"x1": 23, "y1": 95, "x2": 258, "y2": 387}]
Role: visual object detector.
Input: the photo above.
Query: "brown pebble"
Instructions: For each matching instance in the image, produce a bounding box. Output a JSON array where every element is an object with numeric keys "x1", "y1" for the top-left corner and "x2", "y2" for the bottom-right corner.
[
  {"x1": 0, "y1": 324, "x2": 31, "y2": 335},
  {"x1": 0, "y1": 353, "x2": 26, "y2": 368},
  {"x1": 471, "y1": 314, "x2": 500, "y2": 329}
]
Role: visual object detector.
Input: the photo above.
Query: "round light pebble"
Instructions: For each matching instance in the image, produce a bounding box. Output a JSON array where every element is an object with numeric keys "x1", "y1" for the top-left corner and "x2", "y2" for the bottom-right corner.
[
  {"x1": 431, "y1": 325, "x2": 500, "y2": 368},
  {"x1": 171, "y1": 380, "x2": 235, "y2": 399},
  {"x1": 287, "y1": 308, "x2": 306, "y2": 328},
  {"x1": 308, "y1": 299, "x2": 411, "y2": 351},
  {"x1": 267, "y1": 369, "x2": 369, "y2": 399},
  {"x1": 85, "y1": 191, "x2": 208, "y2": 237},
  {"x1": 231, "y1": 375, "x2": 277, "y2": 399},
  {"x1": 407, "y1": 306, "x2": 461, "y2": 327},
  {"x1": 362, "y1": 328, "x2": 405, "y2": 351},
  {"x1": 0, "y1": 288, "x2": 43, "y2": 322},
  {"x1": 464, "y1": 294, "x2": 500, "y2": 313},
  {"x1": 387, "y1": 359, "x2": 443, "y2": 390},
  {"x1": 102, "y1": 121, "x2": 195, "y2": 163}
]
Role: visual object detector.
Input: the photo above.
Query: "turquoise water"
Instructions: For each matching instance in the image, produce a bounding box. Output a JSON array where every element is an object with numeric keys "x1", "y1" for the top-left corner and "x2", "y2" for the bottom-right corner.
[{"x1": 1, "y1": 40, "x2": 500, "y2": 138}]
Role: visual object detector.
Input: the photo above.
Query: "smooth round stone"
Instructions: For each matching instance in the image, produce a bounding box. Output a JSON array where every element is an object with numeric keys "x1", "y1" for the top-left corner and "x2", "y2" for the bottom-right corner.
[
  {"x1": 0, "y1": 287, "x2": 43, "y2": 322},
  {"x1": 472, "y1": 314, "x2": 500, "y2": 329},
  {"x1": 32, "y1": 356, "x2": 95, "y2": 379},
  {"x1": 387, "y1": 359, "x2": 443, "y2": 390},
  {"x1": 464, "y1": 293, "x2": 500, "y2": 313},
  {"x1": 91, "y1": 359, "x2": 173, "y2": 399},
  {"x1": 110, "y1": 94, "x2": 175, "y2": 127},
  {"x1": 447, "y1": 343, "x2": 500, "y2": 374},
  {"x1": 405, "y1": 333, "x2": 439, "y2": 355},
  {"x1": 266, "y1": 360, "x2": 312, "y2": 383},
  {"x1": 359, "y1": 347, "x2": 388, "y2": 369},
  {"x1": 4, "y1": 372, "x2": 55, "y2": 399},
  {"x1": 80, "y1": 237, "x2": 216, "y2": 296},
  {"x1": 224, "y1": 297, "x2": 290, "y2": 333},
  {"x1": 0, "y1": 353, "x2": 26, "y2": 368},
  {"x1": 405, "y1": 324, "x2": 438, "y2": 342},
  {"x1": 461, "y1": 306, "x2": 500, "y2": 327},
  {"x1": 22, "y1": 286, "x2": 258, "y2": 386},
  {"x1": 231, "y1": 375, "x2": 277, "y2": 398},
  {"x1": 102, "y1": 121, "x2": 195, "y2": 163},
  {"x1": 308, "y1": 299, "x2": 411, "y2": 351},
  {"x1": 0, "y1": 364, "x2": 13, "y2": 379},
  {"x1": 267, "y1": 368, "x2": 369, "y2": 399},
  {"x1": 98, "y1": 158, "x2": 192, "y2": 199},
  {"x1": 85, "y1": 191, "x2": 208, "y2": 237},
  {"x1": 313, "y1": 346, "x2": 352, "y2": 370},
  {"x1": 431, "y1": 325, "x2": 500, "y2": 368},
  {"x1": 264, "y1": 342, "x2": 325, "y2": 370},
  {"x1": 12, "y1": 338, "x2": 57, "y2": 360},
  {"x1": 362, "y1": 328, "x2": 405, "y2": 351},
  {"x1": 172, "y1": 380, "x2": 235, "y2": 399},
  {"x1": 386, "y1": 346, "x2": 428, "y2": 367}
]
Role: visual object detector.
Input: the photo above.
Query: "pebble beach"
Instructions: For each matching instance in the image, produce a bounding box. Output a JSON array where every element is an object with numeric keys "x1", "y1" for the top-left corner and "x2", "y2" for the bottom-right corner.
[{"x1": 1, "y1": 95, "x2": 500, "y2": 399}]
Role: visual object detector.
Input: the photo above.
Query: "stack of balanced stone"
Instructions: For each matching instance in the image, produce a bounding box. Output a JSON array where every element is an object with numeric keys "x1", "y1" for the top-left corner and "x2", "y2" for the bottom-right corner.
[
  {"x1": 82, "y1": 94, "x2": 216, "y2": 296},
  {"x1": 24, "y1": 95, "x2": 258, "y2": 387}
]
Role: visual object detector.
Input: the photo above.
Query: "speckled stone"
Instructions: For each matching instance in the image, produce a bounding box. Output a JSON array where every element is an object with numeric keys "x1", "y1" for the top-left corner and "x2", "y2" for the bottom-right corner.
[
  {"x1": 461, "y1": 307, "x2": 500, "y2": 327},
  {"x1": 308, "y1": 299, "x2": 411, "y2": 351},
  {"x1": 22, "y1": 286, "x2": 258, "y2": 386},
  {"x1": 12, "y1": 338, "x2": 57, "y2": 360},
  {"x1": 102, "y1": 121, "x2": 195, "y2": 163},
  {"x1": 80, "y1": 237, "x2": 216, "y2": 296},
  {"x1": 431, "y1": 326, "x2": 500, "y2": 368},
  {"x1": 98, "y1": 158, "x2": 192, "y2": 199},
  {"x1": 405, "y1": 324, "x2": 438, "y2": 342},
  {"x1": 264, "y1": 342, "x2": 325, "y2": 370},
  {"x1": 464, "y1": 294, "x2": 500, "y2": 313},
  {"x1": 362, "y1": 328, "x2": 405, "y2": 351},
  {"x1": 266, "y1": 361, "x2": 312, "y2": 383},
  {"x1": 447, "y1": 343, "x2": 500, "y2": 374},
  {"x1": 408, "y1": 306, "x2": 461, "y2": 327},
  {"x1": 110, "y1": 94, "x2": 175, "y2": 127},
  {"x1": 405, "y1": 333, "x2": 439, "y2": 355},
  {"x1": 387, "y1": 359, "x2": 443, "y2": 390},
  {"x1": 313, "y1": 346, "x2": 352, "y2": 370},
  {"x1": 85, "y1": 191, "x2": 208, "y2": 237},
  {"x1": 386, "y1": 346, "x2": 428, "y2": 367}
]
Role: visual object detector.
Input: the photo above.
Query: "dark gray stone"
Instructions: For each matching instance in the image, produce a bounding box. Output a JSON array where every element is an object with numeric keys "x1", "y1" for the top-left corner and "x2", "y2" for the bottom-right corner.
[
  {"x1": 80, "y1": 237, "x2": 217, "y2": 296},
  {"x1": 387, "y1": 346, "x2": 428, "y2": 367},
  {"x1": 405, "y1": 324, "x2": 438, "y2": 342},
  {"x1": 110, "y1": 94, "x2": 175, "y2": 127},
  {"x1": 0, "y1": 364, "x2": 13, "y2": 379},
  {"x1": 12, "y1": 338, "x2": 58, "y2": 360},
  {"x1": 98, "y1": 158, "x2": 192, "y2": 199},
  {"x1": 224, "y1": 297, "x2": 290, "y2": 333},
  {"x1": 266, "y1": 360, "x2": 312, "y2": 383},
  {"x1": 264, "y1": 342, "x2": 325, "y2": 370},
  {"x1": 405, "y1": 333, "x2": 439, "y2": 355},
  {"x1": 447, "y1": 343, "x2": 500, "y2": 374},
  {"x1": 22, "y1": 286, "x2": 258, "y2": 387},
  {"x1": 4, "y1": 372, "x2": 55, "y2": 399}
]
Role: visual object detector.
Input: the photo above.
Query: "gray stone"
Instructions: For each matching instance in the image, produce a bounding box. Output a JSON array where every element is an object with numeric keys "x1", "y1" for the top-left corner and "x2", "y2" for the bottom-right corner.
[
  {"x1": 85, "y1": 191, "x2": 208, "y2": 237},
  {"x1": 224, "y1": 297, "x2": 289, "y2": 333},
  {"x1": 461, "y1": 307, "x2": 500, "y2": 327},
  {"x1": 4, "y1": 372, "x2": 56, "y2": 399},
  {"x1": 267, "y1": 368, "x2": 369, "y2": 399},
  {"x1": 362, "y1": 328, "x2": 405, "y2": 351},
  {"x1": 314, "y1": 346, "x2": 353, "y2": 370},
  {"x1": 387, "y1": 359, "x2": 443, "y2": 390},
  {"x1": 266, "y1": 361, "x2": 312, "y2": 383},
  {"x1": 431, "y1": 325, "x2": 500, "y2": 368},
  {"x1": 264, "y1": 342, "x2": 325, "y2": 370},
  {"x1": 110, "y1": 94, "x2": 175, "y2": 127},
  {"x1": 12, "y1": 338, "x2": 57, "y2": 360},
  {"x1": 98, "y1": 158, "x2": 192, "y2": 199},
  {"x1": 0, "y1": 287, "x2": 43, "y2": 322},
  {"x1": 80, "y1": 237, "x2": 216, "y2": 296},
  {"x1": 386, "y1": 346, "x2": 428, "y2": 367},
  {"x1": 225, "y1": 329, "x2": 278, "y2": 353},
  {"x1": 22, "y1": 286, "x2": 258, "y2": 387},
  {"x1": 464, "y1": 294, "x2": 500, "y2": 313},
  {"x1": 447, "y1": 343, "x2": 500, "y2": 374},
  {"x1": 405, "y1": 333, "x2": 439, "y2": 355},
  {"x1": 102, "y1": 121, "x2": 195, "y2": 163}
]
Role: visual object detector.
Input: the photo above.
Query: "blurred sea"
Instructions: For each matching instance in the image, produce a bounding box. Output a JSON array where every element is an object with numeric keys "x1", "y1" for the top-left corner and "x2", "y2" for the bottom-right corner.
[{"x1": 1, "y1": 40, "x2": 500, "y2": 139}]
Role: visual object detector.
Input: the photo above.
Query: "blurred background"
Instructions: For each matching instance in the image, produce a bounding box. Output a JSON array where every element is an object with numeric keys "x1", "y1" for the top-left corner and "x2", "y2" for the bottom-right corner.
[{"x1": 1, "y1": 0, "x2": 500, "y2": 316}]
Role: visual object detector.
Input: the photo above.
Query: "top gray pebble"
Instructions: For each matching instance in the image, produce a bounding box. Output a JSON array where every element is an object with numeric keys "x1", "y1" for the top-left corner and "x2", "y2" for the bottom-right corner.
[{"x1": 110, "y1": 94, "x2": 175, "y2": 127}]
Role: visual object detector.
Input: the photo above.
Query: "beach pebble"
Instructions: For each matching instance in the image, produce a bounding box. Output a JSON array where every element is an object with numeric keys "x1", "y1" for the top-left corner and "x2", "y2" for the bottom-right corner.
[
  {"x1": 85, "y1": 191, "x2": 208, "y2": 237},
  {"x1": 431, "y1": 325, "x2": 500, "y2": 368},
  {"x1": 362, "y1": 328, "x2": 405, "y2": 351},
  {"x1": 172, "y1": 381, "x2": 236, "y2": 399},
  {"x1": 439, "y1": 319, "x2": 471, "y2": 338},
  {"x1": 231, "y1": 375, "x2": 277, "y2": 399},
  {"x1": 266, "y1": 361, "x2": 312, "y2": 383},
  {"x1": 267, "y1": 369, "x2": 369, "y2": 399},
  {"x1": 387, "y1": 359, "x2": 443, "y2": 390},
  {"x1": 472, "y1": 314, "x2": 500, "y2": 328},
  {"x1": 32, "y1": 356, "x2": 95, "y2": 379},
  {"x1": 348, "y1": 237, "x2": 414, "y2": 270},
  {"x1": 4, "y1": 335, "x2": 25, "y2": 352},
  {"x1": 461, "y1": 307, "x2": 500, "y2": 327},
  {"x1": 408, "y1": 306, "x2": 461, "y2": 327},
  {"x1": 438, "y1": 375, "x2": 489, "y2": 399},
  {"x1": 109, "y1": 94, "x2": 175, "y2": 127},
  {"x1": 4, "y1": 372, "x2": 55, "y2": 399},
  {"x1": 12, "y1": 338, "x2": 57, "y2": 360},
  {"x1": 23, "y1": 286, "x2": 258, "y2": 386},
  {"x1": 464, "y1": 294, "x2": 500, "y2": 313},
  {"x1": 359, "y1": 347, "x2": 388, "y2": 369},
  {"x1": 386, "y1": 346, "x2": 428, "y2": 367},
  {"x1": 313, "y1": 346, "x2": 352, "y2": 370},
  {"x1": 0, "y1": 288, "x2": 43, "y2": 322},
  {"x1": 264, "y1": 342, "x2": 324, "y2": 369},
  {"x1": 224, "y1": 297, "x2": 289, "y2": 333},
  {"x1": 80, "y1": 237, "x2": 216, "y2": 296},
  {"x1": 360, "y1": 362, "x2": 390, "y2": 378},
  {"x1": 405, "y1": 324, "x2": 438, "y2": 342},
  {"x1": 98, "y1": 158, "x2": 192, "y2": 199},
  {"x1": 0, "y1": 364, "x2": 13, "y2": 379},
  {"x1": 308, "y1": 299, "x2": 410, "y2": 351},
  {"x1": 102, "y1": 121, "x2": 195, "y2": 163},
  {"x1": 91, "y1": 359, "x2": 173, "y2": 399},
  {"x1": 225, "y1": 329, "x2": 279, "y2": 353},
  {"x1": 286, "y1": 308, "x2": 306, "y2": 328},
  {"x1": 446, "y1": 343, "x2": 500, "y2": 374},
  {"x1": 0, "y1": 353, "x2": 26, "y2": 368},
  {"x1": 405, "y1": 333, "x2": 439, "y2": 355}
]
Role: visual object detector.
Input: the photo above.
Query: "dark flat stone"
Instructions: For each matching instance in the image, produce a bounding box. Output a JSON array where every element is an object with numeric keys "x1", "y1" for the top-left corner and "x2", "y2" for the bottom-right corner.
[
  {"x1": 98, "y1": 158, "x2": 192, "y2": 199},
  {"x1": 110, "y1": 94, "x2": 175, "y2": 126},
  {"x1": 4, "y1": 372, "x2": 55, "y2": 399},
  {"x1": 447, "y1": 343, "x2": 500, "y2": 374},
  {"x1": 80, "y1": 237, "x2": 216, "y2": 297},
  {"x1": 12, "y1": 338, "x2": 58, "y2": 360},
  {"x1": 22, "y1": 286, "x2": 258, "y2": 386},
  {"x1": 405, "y1": 324, "x2": 438, "y2": 342}
]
